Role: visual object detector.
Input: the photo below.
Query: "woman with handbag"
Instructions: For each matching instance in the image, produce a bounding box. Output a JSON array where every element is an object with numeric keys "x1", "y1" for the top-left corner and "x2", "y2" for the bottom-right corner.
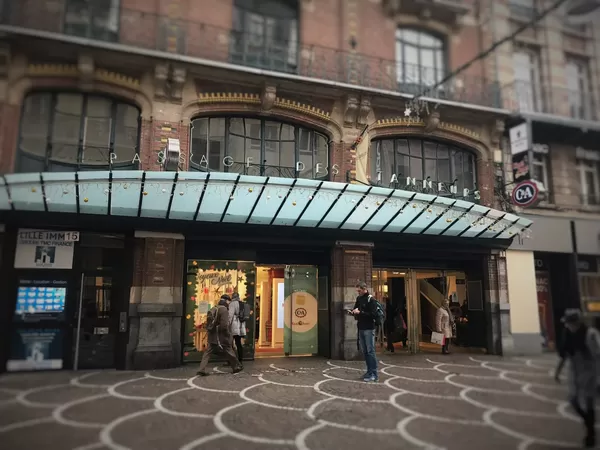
[{"x1": 435, "y1": 298, "x2": 454, "y2": 355}]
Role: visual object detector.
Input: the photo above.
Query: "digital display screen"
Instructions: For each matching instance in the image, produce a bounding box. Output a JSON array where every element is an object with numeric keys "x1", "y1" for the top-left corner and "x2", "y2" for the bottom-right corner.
[{"x1": 15, "y1": 286, "x2": 66, "y2": 315}]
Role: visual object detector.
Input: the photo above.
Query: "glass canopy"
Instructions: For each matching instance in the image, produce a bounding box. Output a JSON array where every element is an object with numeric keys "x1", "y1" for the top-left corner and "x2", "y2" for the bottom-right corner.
[{"x1": 0, "y1": 171, "x2": 532, "y2": 240}]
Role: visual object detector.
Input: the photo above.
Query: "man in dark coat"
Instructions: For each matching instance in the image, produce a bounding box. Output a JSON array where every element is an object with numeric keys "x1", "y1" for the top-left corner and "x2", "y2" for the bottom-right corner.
[{"x1": 197, "y1": 295, "x2": 242, "y2": 376}]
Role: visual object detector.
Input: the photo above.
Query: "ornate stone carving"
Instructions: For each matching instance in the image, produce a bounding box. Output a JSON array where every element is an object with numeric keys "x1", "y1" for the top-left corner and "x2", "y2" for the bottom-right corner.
[
  {"x1": 357, "y1": 96, "x2": 372, "y2": 126},
  {"x1": 424, "y1": 111, "x2": 441, "y2": 133},
  {"x1": 154, "y1": 63, "x2": 186, "y2": 101},
  {"x1": 491, "y1": 119, "x2": 505, "y2": 146},
  {"x1": 77, "y1": 53, "x2": 95, "y2": 87},
  {"x1": 154, "y1": 63, "x2": 169, "y2": 99},
  {"x1": 344, "y1": 95, "x2": 359, "y2": 127},
  {"x1": 171, "y1": 66, "x2": 186, "y2": 100},
  {"x1": 261, "y1": 84, "x2": 277, "y2": 111}
]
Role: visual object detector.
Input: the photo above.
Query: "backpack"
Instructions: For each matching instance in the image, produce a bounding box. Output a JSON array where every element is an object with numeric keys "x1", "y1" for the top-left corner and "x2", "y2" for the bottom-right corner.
[
  {"x1": 237, "y1": 300, "x2": 250, "y2": 323},
  {"x1": 369, "y1": 295, "x2": 385, "y2": 328},
  {"x1": 205, "y1": 306, "x2": 219, "y2": 332}
]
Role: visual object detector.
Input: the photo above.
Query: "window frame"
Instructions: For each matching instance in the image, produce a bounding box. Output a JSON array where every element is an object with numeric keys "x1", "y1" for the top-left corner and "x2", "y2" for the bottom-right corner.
[
  {"x1": 508, "y1": 0, "x2": 537, "y2": 19},
  {"x1": 63, "y1": 0, "x2": 121, "y2": 42},
  {"x1": 231, "y1": 0, "x2": 299, "y2": 72},
  {"x1": 565, "y1": 56, "x2": 592, "y2": 121},
  {"x1": 395, "y1": 28, "x2": 447, "y2": 90},
  {"x1": 189, "y1": 115, "x2": 331, "y2": 180},
  {"x1": 513, "y1": 47, "x2": 543, "y2": 112},
  {"x1": 16, "y1": 90, "x2": 141, "y2": 173},
  {"x1": 531, "y1": 152, "x2": 549, "y2": 190},
  {"x1": 369, "y1": 137, "x2": 478, "y2": 194},
  {"x1": 578, "y1": 159, "x2": 600, "y2": 206}
]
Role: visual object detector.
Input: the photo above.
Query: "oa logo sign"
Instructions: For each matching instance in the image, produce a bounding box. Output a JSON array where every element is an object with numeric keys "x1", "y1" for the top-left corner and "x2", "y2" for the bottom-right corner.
[{"x1": 511, "y1": 180, "x2": 539, "y2": 207}]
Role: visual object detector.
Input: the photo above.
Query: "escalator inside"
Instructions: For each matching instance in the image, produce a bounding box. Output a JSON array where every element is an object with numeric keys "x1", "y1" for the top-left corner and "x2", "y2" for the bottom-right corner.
[{"x1": 372, "y1": 269, "x2": 484, "y2": 353}]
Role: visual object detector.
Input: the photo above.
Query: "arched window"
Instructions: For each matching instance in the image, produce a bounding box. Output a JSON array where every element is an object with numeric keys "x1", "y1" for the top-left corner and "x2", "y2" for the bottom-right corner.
[
  {"x1": 370, "y1": 138, "x2": 477, "y2": 193},
  {"x1": 396, "y1": 29, "x2": 445, "y2": 91},
  {"x1": 231, "y1": 0, "x2": 299, "y2": 72},
  {"x1": 190, "y1": 117, "x2": 330, "y2": 179},
  {"x1": 17, "y1": 92, "x2": 140, "y2": 173}
]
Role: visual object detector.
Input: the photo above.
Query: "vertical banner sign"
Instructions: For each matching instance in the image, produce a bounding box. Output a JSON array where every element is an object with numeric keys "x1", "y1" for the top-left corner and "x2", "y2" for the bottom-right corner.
[
  {"x1": 284, "y1": 266, "x2": 319, "y2": 355},
  {"x1": 535, "y1": 270, "x2": 555, "y2": 350},
  {"x1": 14, "y1": 229, "x2": 79, "y2": 269},
  {"x1": 509, "y1": 122, "x2": 532, "y2": 184}
]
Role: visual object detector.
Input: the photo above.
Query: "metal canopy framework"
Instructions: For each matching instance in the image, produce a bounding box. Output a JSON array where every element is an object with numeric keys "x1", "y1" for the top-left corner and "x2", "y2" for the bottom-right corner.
[{"x1": 0, "y1": 171, "x2": 532, "y2": 240}]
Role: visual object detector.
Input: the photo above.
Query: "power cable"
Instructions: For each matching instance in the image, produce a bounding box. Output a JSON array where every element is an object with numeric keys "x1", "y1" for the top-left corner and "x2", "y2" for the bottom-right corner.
[{"x1": 414, "y1": 0, "x2": 569, "y2": 102}]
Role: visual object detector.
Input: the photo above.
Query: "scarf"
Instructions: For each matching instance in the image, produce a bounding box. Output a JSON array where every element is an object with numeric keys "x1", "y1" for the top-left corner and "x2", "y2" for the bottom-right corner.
[{"x1": 443, "y1": 305, "x2": 454, "y2": 323}]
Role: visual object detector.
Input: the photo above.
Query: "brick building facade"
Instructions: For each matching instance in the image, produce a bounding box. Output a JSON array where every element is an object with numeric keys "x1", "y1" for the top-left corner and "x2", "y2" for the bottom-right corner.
[{"x1": 1, "y1": 0, "x2": 593, "y2": 372}]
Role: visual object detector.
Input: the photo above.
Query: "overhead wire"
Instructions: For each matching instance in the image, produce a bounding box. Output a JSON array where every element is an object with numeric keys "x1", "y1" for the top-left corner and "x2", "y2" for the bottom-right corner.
[{"x1": 414, "y1": 0, "x2": 570, "y2": 102}]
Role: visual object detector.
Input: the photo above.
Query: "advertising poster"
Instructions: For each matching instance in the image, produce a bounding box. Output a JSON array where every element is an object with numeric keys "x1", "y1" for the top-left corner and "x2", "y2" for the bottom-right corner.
[
  {"x1": 182, "y1": 260, "x2": 256, "y2": 363},
  {"x1": 14, "y1": 229, "x2": 79, "y2": 269},
  {"x1": 7, "y1": 328, "x2": 64, "y2": 371},
  {"x1": 283, "y1": 266, "x2": 318, "y2": 356}
]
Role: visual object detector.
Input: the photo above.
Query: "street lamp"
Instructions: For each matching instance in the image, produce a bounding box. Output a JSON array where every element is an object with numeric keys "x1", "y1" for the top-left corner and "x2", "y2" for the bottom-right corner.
[{"x1": 565, "y1": 0, "x2": 600, "y2": 23}]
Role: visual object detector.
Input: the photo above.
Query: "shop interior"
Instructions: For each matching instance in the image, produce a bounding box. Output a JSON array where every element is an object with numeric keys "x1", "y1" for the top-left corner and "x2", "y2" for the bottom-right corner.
[
  {"x1": 183, "y1": 261, "x2": 319, "y2": 363},
  {"x1": 372, "y1": 269, "x2": 473, "y2": 352},
  {"x1": 255, "y1": 266, "x2": 287, "y2": 357},
  {"x1": 254, "y1": 265, "x2": 319, "y2": 358}
]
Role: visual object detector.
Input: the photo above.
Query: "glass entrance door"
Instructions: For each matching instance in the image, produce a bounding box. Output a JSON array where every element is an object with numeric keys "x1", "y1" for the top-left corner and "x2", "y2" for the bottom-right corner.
[
  {"x1": 71, "y1": 233, "x2": 126, "y2": 370},
  {"x1": 73, "y1": 272, "x2": 117, "y2": 369},
  {"x1": 283, "y1": 265, "x2": 319, "y2": 356}
]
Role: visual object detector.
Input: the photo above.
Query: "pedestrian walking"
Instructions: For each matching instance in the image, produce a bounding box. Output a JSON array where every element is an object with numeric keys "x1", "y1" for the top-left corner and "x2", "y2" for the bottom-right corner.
[
  {"x1": 349, "y1": 281, "x2": 380, "y2": 382},
  {"x1": 555, "y1": 309, "x2": 599, "y2": 448},
  {"x1": 197, "y1": 294, "x2": 243, "y2": 377},
  {"x1": 436, "y1": 298, "x2": 454, "y2": 355},
  {"x1": 229, "y1": 292, "x2": 246, "y2": 367}
]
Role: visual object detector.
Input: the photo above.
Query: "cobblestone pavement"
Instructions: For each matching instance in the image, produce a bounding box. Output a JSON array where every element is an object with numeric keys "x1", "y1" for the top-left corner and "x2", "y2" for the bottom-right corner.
[{"x1": 0, "y1": 353, "x2": 590, "y2": 450}]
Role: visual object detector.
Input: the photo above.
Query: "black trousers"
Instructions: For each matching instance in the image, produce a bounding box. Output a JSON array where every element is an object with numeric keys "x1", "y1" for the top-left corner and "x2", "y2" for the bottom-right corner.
[
  {"x1": 233, "y1": 335, "x2": 243, "y2": 362},
  {"x1": 570, "y1": 395, "x2": 596, "y2": 441}
]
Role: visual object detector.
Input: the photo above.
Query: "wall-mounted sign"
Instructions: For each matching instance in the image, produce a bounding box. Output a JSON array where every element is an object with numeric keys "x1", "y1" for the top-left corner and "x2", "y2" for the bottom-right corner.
[
  {"x1": 576, "y1": 147, "x2": 600, "y2": 161},
  {"x1": 578, "y1": 255, "x2": 598, "y2": 274},
  {"x1": 512, "y1": 180, "x2": 539, "y2": 207},
  {"x1": 14, "y1": 229, "x2": 79, "y2": 269},
  {"x1": 509, "y1": 123, "x2": 529, "y2": 155},
  {"x1": 532, "y1": 143, "x2": 549, "y2": 154},
  {"x1": 372, "y1": 175, "x2": 480, "y2": 202}
]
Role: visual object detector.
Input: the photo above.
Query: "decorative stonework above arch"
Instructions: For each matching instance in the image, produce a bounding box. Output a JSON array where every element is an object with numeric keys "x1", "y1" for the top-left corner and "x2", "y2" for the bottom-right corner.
[
  {"x1": 26, "y1": 64, "x2": 141, "y2": 90},
  {"x1": 193, "y1": 92, "x2": 332, "y2": 122},
  {"x1": 371, "y1": 117, "x2": 481, "y2": 141},
  {"x1": 9, "y1": 66, "x2": 152, "y2": 119}
]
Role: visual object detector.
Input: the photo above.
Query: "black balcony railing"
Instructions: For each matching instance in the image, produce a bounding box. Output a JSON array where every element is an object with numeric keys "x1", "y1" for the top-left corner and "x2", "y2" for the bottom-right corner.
[
  {"x1": 503, "y1": 80, "x2": 598, "y2": 121},
  {"x1": 0, "y1": 0, "x2": 501, "y2": 109}
]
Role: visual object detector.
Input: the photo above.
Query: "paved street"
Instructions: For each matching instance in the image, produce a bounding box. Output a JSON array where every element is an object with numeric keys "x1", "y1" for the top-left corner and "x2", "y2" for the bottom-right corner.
[{"x1": 0, "y1": 353, "x2": 589, "y2": 450}]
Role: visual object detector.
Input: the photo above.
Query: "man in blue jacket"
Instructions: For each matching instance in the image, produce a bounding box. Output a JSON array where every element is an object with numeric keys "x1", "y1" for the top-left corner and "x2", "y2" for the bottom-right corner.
[{"x1": 350, "y1": 281, "x2": 379, "y2": 382}]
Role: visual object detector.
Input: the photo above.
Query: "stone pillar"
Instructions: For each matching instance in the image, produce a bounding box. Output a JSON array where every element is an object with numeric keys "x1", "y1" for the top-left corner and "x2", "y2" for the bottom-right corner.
[
  {"x1": 126, "y1": 232, "x2": 185, "y2": 370},
  {"x1": 331, "y1": 242, "x2": 373, "y2": 360}
]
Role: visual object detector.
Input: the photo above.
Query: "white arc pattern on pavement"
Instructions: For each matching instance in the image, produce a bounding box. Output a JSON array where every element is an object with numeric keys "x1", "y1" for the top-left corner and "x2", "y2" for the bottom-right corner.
[{"x1": 0, "y1": 354, "x2": 589, "y2": 450}]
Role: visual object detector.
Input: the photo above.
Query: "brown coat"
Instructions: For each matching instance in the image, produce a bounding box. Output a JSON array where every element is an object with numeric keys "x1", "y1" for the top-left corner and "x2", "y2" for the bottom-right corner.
[{"x1": 207, "y1": 304, "x2": 233, "y2": 347}]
